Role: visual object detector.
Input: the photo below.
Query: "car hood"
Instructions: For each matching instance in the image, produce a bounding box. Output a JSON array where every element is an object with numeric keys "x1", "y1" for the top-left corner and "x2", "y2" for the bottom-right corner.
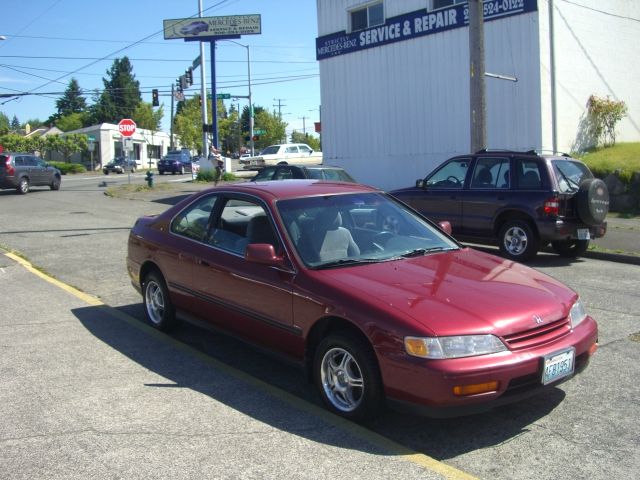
[{"x1": 312, "y1": 248, "x2": 576, "y2": 337}]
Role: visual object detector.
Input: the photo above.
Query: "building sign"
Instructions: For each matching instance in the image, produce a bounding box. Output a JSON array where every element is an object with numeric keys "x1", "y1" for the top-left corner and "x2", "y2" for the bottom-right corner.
[
  {"x1": 316, "y1": 0, "x2": 537, "y2": 60},
  {"x1": 164, "y1": 14, "x2": 261, "y2": 40}
]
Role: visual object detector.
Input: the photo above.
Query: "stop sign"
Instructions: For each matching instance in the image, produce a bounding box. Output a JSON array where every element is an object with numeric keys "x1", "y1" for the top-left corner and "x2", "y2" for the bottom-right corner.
[{"x1": 118, "y1": 118, "x2": 136, "y2": 137}]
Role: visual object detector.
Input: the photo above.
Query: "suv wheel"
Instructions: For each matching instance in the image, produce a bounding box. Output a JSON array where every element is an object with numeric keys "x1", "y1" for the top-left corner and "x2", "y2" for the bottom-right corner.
[
  {"x1": 499, "y1": 219, "x2": 539, "y2": 261},
  {"x1": 314, "y1": 333, "x2": 384, "y2": 421},
  {"x1": 17, "y1": 177, "x2": 29, "y2": 195},
  {"x1": 551, "y1": 239, "x2": 589, "y2": 257}
]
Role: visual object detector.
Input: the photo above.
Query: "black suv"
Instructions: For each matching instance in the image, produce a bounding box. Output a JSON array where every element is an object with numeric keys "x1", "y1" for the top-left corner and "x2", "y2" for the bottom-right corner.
[
  {"x1": 1, "y1": 152, "x2": 62, "y2": 194},
  {"x1": 390, "y1": 150, "x2": 609, "y2": 260},
  {"x1": 103, "y1": 157, "x2": 137, "y2": 174}
]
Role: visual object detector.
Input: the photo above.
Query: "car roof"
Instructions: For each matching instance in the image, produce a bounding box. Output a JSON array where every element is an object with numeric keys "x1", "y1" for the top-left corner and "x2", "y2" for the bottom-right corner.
[{"x1": 204, "y1": 179, "x2": 378, "y2": 201}]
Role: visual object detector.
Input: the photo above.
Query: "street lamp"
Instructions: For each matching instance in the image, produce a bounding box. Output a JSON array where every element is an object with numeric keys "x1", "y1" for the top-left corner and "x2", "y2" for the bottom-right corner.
[
  {"x1": 0, "y1": 36, "x2": 7, "y2": 40},
  {"x1": 223, "y1": 40, "x2": 254, "y2": 155}
]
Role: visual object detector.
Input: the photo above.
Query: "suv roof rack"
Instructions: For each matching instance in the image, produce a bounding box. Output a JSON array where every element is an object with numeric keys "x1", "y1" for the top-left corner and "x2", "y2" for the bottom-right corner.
[
  {"x1": 475, "y1": 148, "x2": 572, "y2": 157},
  {"x1": 475, "y1": 148, "x2": 518, "y2": 154}
]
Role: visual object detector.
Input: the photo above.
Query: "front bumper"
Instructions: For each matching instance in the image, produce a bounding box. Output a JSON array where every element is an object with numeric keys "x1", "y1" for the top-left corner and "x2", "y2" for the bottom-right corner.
[{"x1": 381, "y1": 316, "x2": 598, "y2": 418}]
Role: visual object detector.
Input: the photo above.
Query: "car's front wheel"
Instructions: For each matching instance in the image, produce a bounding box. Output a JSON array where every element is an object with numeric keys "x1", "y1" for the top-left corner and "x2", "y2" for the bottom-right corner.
[
  {"x1": 499, "y1": 219, "x2": 539, "y2": 261},
  {"x1": 314, "y1": 333, "x2": 384, "y2": 421},
  {"x1": 17, "y1": 177, "x2": 29, "y2": 195},
  {"x1": 551, "y1": 239, "x2": 590, "y2": 257},
  {"x1": 50, "y1": 175, "x2": 61, "y2": 191},
  {"x1": 142, "y1": 271, "x2": 178, "y2": 331}
]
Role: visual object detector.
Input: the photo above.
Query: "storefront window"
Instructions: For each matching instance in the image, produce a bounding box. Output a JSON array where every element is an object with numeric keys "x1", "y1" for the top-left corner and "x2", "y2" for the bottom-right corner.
[{"x1": 432, "y1": 0, "x2": 466, "y2": 10}]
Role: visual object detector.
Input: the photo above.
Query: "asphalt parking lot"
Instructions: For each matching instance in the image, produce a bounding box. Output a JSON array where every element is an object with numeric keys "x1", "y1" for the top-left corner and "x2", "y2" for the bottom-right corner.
[{"x1": 0, "y1": 174, "x2": 639, "y2": 479}]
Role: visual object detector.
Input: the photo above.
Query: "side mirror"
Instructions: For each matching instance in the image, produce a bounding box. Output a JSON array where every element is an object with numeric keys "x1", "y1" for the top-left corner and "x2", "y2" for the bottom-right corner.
[
  {"x1": 245, "y1": 243, "x2": 287, "y2": 268},
  {"x1": 415, "y1": 179, "x2": 424, "y2": 188},
  {"x1": 438, "y1": 221, "x2": 453, "y2": 235}
]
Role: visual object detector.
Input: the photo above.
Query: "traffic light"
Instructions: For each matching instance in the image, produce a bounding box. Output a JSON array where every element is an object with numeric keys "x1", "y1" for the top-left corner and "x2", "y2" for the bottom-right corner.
[
  {"x1": 176, "y1": 78, "x2": 183, "y2": 92},
  {"x1": 252, "y1": 135, "x2": 259, "y2": 142},
  {"x1": 152, "y1": 89, "x2": 159, "y2": 107},
  {"x1": 180, "y1": 75, "x2": 188, "y2": 91},
  {"x1": 185, "y1": 67, "x2": 193, "y2": 87}
]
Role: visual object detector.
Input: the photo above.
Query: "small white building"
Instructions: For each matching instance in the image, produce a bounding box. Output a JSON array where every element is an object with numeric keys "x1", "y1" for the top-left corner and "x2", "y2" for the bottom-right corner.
[
  {"x1": 316, "y1": 0, "x2": 640, "y2": 190},
  {"x1": 68, "y1": 123, "x2": 175, "y2": 170}
]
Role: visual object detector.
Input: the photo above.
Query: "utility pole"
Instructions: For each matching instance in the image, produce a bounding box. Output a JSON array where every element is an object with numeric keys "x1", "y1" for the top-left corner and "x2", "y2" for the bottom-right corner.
[
  {"x1": 298, "y1": 116, "x2": 308, "y2": 135},
  {"x1": 198, "y1": 0, "x2": 209, "y2": 155},
  {"x1": 170, "y1": 83, "x2": 175, "y2": 150},
  {"x1": 469, "y1": 0, "x2": 486, "y2": 153},
  {"x1": 273, "y1": 98, "x2": 287, "y2": 119}
]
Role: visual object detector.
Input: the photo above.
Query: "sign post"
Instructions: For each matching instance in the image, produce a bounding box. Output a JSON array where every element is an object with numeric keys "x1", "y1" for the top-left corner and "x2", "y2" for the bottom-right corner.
[{"x1": 118, "y1": 119, "x2": 136, "y2": 184}]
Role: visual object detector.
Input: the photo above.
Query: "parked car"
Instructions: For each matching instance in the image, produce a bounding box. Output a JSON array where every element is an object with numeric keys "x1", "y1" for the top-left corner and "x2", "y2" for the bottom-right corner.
[
  {"x1": 390, "y1": 150, "x2": 609, "y2": 261},
  {"x1": 158, "y1": 150, "x2": 193, "y2": 175},
  {"x1": 127, "y1": 180, "x2": 598, "y2": 420},
  {"x1": 103, "y1": 157, "x2": 137, "y2": 175},
  {"x1": 251, "y1": 163, "x2": 356, "y2": 183},
  {"x1": 0, "y1": 152, "x2": 61, "y2": 194},
  {"x1": 239, "y1": 143, "x2": 323, "y2": 169}
]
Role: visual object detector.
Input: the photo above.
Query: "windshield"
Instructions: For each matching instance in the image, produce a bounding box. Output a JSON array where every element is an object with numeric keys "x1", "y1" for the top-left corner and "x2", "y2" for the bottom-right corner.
[
  {"x1": 306, "y1": 168, "x2": 356, "y2": 183},
  {"x1": 552, "y1": 159, "x2": 592, "y2": 193},
  {"x1": 277, "y1": 192, "x2": 459, "y2": 268}
]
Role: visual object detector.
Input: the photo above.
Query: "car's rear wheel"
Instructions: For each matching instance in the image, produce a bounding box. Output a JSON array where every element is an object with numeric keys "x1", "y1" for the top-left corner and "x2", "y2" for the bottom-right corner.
[
  {"x1": 499, "y1": 219, "x2": 538, "y2": 261},
  {"x1": 50, "y1": 175, "x2": 61, "y2": 191},
  {"x1": 159, "y1": 170, "x2": 164, "y2": 175},
  {"x1": 314, "y1": 333, "x2": 384, "y2": 421},
  {"x1": 17, "y1": 177, "x2": 29, "y2": 195},
  {"x1": 179, "y1": 165, "x2": 184, "y2": 175},
  {"x1": 551, "y1": 239, "x2": 590, "y2": 257},
  {"x1": 142, "y1": 271, "x2": 178, "y2": 331}
]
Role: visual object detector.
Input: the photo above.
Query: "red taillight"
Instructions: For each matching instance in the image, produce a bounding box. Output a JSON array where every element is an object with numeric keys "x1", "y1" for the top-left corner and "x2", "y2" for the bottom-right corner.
[
  {"x1": 544, "y1": 196, "x2": 560, "y2": 216},
  {"x1": 3, "y1": 155, "x2": 14, "y2": 176}
]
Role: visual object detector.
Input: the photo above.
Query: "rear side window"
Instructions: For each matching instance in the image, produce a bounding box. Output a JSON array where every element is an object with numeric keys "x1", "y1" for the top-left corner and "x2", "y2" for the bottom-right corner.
[
  {"x1": 516, "y1": 159, "x2": 543, "y2": 189},
  {"x1": 253, "y1": 168, "x2": 276, "y2": 181},
  {"x1": 171, "y1": 195, "x2": 218, "y2": 242},
  {"x1": 471, "y1": 157, "x2": 509, "y2": 189},
  {"x1": 13, "y1": 156, "x2": 24, "y2": 166}
]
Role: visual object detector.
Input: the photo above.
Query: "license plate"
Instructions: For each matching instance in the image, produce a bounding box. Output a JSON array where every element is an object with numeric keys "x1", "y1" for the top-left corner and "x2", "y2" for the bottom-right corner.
[
  {"x1": 577, "y1": 228, "x2": 590, "y2": 240},
  {"x1": 542, "y1": 347, "x2": 575, "y2": 385}
]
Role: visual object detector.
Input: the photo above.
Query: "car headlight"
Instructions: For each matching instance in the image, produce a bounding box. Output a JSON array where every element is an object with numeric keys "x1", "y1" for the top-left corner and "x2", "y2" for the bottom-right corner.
[
  {"x1": 405, "y1": 335, "x2": 507, "y2": 359},
  {"x1": 569, "y1": 299, "x2": 587, "y2": 328}
]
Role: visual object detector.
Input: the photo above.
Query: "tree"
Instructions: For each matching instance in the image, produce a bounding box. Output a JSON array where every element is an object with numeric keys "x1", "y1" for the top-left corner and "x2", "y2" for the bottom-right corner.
[
  {"x1": 45, "y1": 134, "x2": 88, "y2": 162},
  {"x1": 133, "y1": 102, "x2": 163, "y2": 131},
  {"x1": 587, "y1": 95, "x2": 628, "y2": 147},
  {"x1": 0, "y1": 112, "x2": 9, "y2": 135},
  {"x1": 10, "y1": 115, "x2": 20, "y2": 131},
  {"x1": 290, "y1": 131, "x2": 321, "y2": 151},
  {"x1": 56, "y1": 78, "x2": 87, "y2": 117},
  {"x1": 91, "y1": 57, "x2": 142, "y2": 124},
  {"x1": 173, "y1": 96, "x2": 206, "y2": 151},
  {"x1": 56, "y1": 113, "x2": 86, "y2": 132},
  {"x1": 239, "y1": 105, "x2": 286, "y2": 150}
]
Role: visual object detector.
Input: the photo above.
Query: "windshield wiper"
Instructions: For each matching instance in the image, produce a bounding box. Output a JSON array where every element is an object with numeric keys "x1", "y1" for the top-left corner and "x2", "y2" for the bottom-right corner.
[
  {"x1": 556, "y1": 166, "x2": 580, "y2": 191},
  {"x1": 401, "y1": 246, "x2": 454, "y2": 257},
  {"x1": 315, "y1": 258, "x2": 382, "y2": 269}
]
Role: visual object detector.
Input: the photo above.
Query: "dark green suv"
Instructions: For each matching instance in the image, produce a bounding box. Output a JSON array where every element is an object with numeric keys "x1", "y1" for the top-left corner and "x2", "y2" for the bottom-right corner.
[
  {"x1": 390, "y1": 150, "x2": 609, "y2": 261},
  {"x1": 1, "y1": 152, "x2": 62, "y2": 194}
]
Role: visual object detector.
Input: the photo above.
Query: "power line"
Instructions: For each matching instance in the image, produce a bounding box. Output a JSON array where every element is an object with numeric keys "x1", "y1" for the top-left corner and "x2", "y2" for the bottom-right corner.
[
  {"x1": 0, "y1": 55, "x2": 317, "y2": 64},
  {"x1": 557, "y1": 0, "x2": 640, "y2": 23}
]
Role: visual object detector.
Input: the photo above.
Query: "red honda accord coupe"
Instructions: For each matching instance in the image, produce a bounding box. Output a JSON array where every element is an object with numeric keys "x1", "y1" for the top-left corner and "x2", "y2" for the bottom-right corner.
[{"x1": 127, "y1": 180, "x2": 598, "y2": 420}]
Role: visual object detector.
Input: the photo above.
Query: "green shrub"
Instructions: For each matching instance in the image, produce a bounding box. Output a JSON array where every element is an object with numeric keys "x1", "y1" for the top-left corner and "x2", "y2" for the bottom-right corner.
[
  {"x1": 48, "y1": 162, "x2": 86, "y2": 175},
  {"x1": 195, "y1": 170, "x2": 236, "y2": 183}
]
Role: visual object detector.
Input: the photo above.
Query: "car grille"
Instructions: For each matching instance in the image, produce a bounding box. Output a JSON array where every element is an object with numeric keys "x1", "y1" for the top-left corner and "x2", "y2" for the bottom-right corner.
[{"x1": 502, "y1": 317, "x2": 571, "y2": 350}]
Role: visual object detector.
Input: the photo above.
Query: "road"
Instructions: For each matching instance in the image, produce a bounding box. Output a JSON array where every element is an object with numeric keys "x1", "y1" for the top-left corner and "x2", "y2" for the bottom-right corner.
[{"x1": 1, "y1": 175, "x2": 639, "y2": 479}]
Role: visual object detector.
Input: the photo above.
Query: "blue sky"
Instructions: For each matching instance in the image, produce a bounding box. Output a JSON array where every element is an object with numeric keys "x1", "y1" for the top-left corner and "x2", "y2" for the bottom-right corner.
[{"x1": 0, "y1": 0, "x2": 321, "y2": 136}]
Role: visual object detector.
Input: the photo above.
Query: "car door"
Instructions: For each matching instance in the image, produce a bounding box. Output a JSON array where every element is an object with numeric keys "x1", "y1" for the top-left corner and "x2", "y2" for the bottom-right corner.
[
  {"x1": 25, "y1": 156, "x2": 45, "y2": 185},
  {"x1": 399, "y1": 157, "x2": 470, "y2": 231},
  {"x1": 462, "y1": 156, "x2": 511, "y2": 237},
  {"x1": 190, "y1": 195, "x2": 299, "y2": 356},
  {"x1": 34, "y1": 156, "x2": 53, "y2": 185}
]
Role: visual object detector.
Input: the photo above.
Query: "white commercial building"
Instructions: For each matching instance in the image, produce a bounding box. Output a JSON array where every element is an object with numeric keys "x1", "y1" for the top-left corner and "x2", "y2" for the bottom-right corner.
[
  {"x1": 316, "y1": 0, "x2": 640, "y2": 190},
  {"x1": 68, "y1": 123, "x2": 175, "y2": 170}
]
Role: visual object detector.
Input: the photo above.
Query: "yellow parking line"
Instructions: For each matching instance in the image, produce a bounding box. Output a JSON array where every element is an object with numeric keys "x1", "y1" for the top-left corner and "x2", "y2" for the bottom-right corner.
[
  {"x1": 6, "y1": 251, "x2": 477, "y2": 480},
  {"x1": 4, "y1": 252, "x2": 103, "y2": 306}
]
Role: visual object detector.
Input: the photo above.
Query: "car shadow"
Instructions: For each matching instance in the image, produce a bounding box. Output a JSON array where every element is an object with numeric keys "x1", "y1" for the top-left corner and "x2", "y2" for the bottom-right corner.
[{"x1": 73, "y1": 303, "x2": 567, "y2": 461}]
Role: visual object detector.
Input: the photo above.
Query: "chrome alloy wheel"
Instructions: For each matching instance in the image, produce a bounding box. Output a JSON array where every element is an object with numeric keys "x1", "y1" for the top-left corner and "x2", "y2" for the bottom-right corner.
[
  {"x1": 320, "y1": 347, "x2": 364, "y2": 412},
  {"x1": 144, "y1": 279, "x2": 165, "y2": 325},
  {"x1": 503, "y1": 225, "x2": 529, "y2": 256}
]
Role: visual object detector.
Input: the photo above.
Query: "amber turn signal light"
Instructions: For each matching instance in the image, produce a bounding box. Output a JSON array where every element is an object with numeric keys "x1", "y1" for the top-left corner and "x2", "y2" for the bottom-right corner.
[{"x1": 453, "y1": 381, "x2": 499, "y2": 397}]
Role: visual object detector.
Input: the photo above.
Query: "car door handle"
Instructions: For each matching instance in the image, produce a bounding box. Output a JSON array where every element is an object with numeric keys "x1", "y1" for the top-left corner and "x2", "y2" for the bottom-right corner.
[
  {"x1": 178, "y1": 252, "x2": 196, "y2": 262},
  {"x1": 197, "y1": 259, "x2": 210, "y2": 267}
]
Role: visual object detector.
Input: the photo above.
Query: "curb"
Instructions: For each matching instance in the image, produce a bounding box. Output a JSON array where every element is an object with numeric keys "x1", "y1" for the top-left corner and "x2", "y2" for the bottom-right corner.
[{"x1": 582, "y1": 250, "x2": 640, "y2": 266}]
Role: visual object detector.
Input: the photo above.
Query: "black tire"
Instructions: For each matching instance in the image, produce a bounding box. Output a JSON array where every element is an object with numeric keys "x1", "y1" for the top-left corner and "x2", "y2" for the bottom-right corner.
[
  {"x1": 551, "y1": 239, "x2": 590, "y2": 257},
  {"x1": 142, "y1": 271, "x2": 178, "y2": 332},
  {"x1": 313, "y1": 332, "x2": 385, "y2": 421},
  {"x1": 17, "y1": 177, "x2": 29, "y2": 195},
  {"x1": 498, "y1": 219, "x2": 539, "y2": 261},
  {"x1": 179, "y1": 165, "x2": 184, "y2": 175},
  {"x1": 576, "y1": 178, "x2": 609, "y2": 226},
  {"x1": 159, "y1": 170, "x2": 165, "y2": 175},
  {"x1": 104, "y1": 171, "x2": 109, "y2": 175},
  {"x1": 50, "y1": 175, "x2": 61, "y2": 191}
]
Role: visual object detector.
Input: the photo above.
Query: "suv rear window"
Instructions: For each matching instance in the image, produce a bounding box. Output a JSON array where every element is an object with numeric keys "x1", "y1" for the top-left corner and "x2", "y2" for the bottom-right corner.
[{"x1": 552, "y1": 160, "x2": 592, "y2": 193}]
